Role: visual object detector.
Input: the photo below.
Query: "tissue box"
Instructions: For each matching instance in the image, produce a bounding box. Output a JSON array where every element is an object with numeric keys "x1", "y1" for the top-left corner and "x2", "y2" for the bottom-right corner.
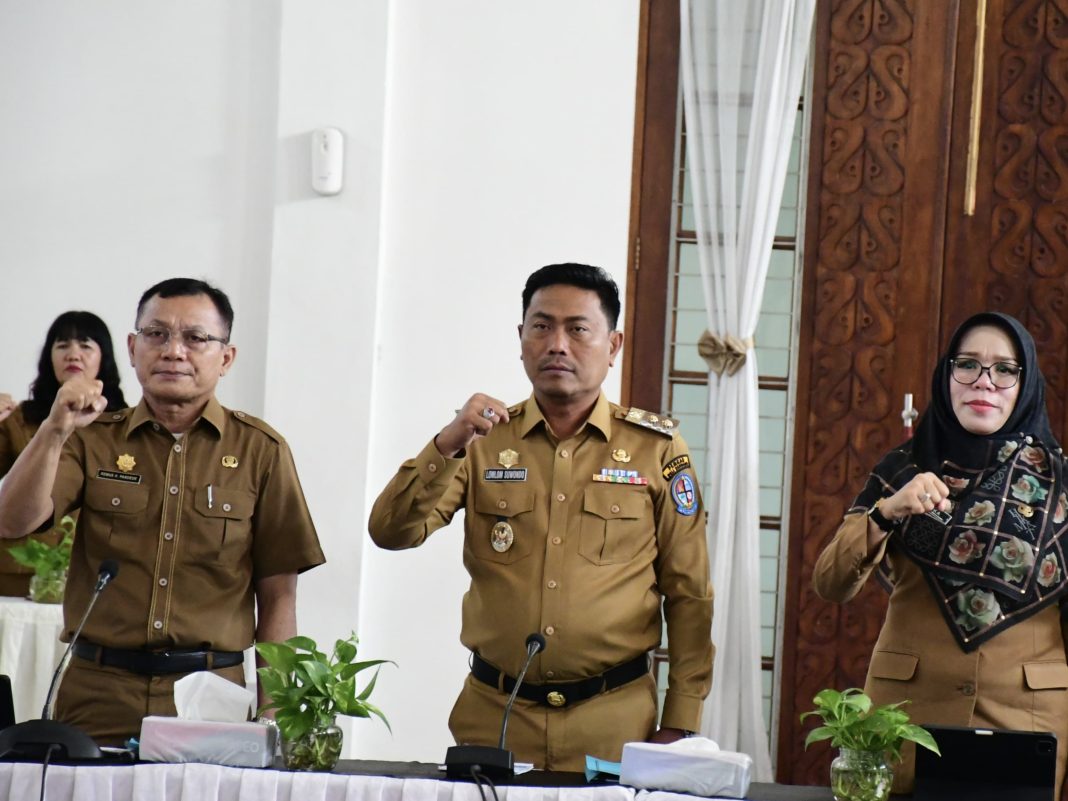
[
  {"x1": 139, "y1": 716, "x2": 277, "y2": 768},
  {"x1": 620, "y1": 738, "x2": 752, "y2": 798}
]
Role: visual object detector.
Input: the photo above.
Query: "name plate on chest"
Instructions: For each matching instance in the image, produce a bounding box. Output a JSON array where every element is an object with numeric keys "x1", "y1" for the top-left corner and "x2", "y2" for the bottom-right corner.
[{"x1": 483, "y1": 468, "x2": 528, "y2": 482}]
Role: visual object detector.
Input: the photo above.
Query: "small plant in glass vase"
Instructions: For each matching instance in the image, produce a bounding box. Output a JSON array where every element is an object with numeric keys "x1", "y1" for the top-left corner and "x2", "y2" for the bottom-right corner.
[
  {"x1": 7, "y1": 515, "x2": 75, "y2": 603},
  {"x1": 256, "y1": 633, "x2": 392, "y2": 771},
  {"x1": 801, "y1": 688, "x2": 940, "y2": 801}
]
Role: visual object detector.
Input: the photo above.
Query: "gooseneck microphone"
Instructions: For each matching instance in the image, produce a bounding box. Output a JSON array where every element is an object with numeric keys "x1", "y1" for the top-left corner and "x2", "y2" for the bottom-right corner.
[
  {"x1": 445, "y1": 632, "x2": 547, "y2": 780},
  {"x1": 0, "y1": 559, "x2": 119, "y2": 760}
]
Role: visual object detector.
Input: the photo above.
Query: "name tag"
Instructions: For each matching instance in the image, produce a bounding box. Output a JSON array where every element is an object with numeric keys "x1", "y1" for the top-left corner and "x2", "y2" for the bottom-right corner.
[
  {"x1": 484, "y1": 468, "x2": 528, "y2": 482},
  {"x1": 97, "y1": 469, "x2": 143, "y2": 485}
]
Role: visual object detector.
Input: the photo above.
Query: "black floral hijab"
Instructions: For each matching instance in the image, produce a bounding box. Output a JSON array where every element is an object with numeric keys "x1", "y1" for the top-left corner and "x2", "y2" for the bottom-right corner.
[{"x1": 853, "y1": 312, "x2": 1068, "y2": 651}]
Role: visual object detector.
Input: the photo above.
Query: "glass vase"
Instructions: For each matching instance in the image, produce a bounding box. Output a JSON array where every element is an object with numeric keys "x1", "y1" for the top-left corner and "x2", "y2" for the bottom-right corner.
[
  {"x1": 829, "y1": 748, "x2": 893, "y2": 801},
  {"x1": 281, "y1": 722, "x2": 343, "y2": 771},
  {"x1": 29, "y1": 568, "x2": 67, "y2": 604}
]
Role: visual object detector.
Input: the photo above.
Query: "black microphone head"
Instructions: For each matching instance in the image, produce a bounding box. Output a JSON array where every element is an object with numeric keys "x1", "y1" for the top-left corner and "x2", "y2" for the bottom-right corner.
[
  {"x1": 98, "y1": 559, "x2": 119, "y2": 581},
  {"x1": 525, "y1": 633, "x2": 546, "y2": 654}
]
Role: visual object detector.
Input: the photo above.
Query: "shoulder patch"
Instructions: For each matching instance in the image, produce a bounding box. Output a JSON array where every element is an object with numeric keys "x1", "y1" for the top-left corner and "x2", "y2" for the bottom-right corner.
[
  {"x1": 230, "y1": 410, "x2": 284, "y2": 443},
  {"x1": 621, "y1": 406, "x2": 679, "y2": 437}
]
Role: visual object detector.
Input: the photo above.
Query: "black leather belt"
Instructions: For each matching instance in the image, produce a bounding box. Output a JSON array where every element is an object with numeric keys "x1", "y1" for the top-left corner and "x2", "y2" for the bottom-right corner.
[
  {"x1": 72, "y1": 641, "x2": 244, "y2": 676},
  {"x1": 471, "y1": 652, "x2": 650, "y2": 708}
]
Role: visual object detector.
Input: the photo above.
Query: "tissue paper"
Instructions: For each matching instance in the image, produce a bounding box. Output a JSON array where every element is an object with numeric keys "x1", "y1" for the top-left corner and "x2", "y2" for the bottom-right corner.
[{"x1": 620, "y1": 737, "x2": 752, "y2": 798}]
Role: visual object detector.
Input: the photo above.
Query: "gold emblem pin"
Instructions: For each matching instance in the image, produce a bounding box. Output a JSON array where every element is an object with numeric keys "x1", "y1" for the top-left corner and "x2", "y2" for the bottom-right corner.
[
  {"x1": 498, "y1": 449, "x2": 519, "y2": 468},
  {"x1": 1019, "y1": 504, "x2": 1034, "y2": 518},
  {"x1": 116, "y1": 454, "x2": 136, "y2": 472},
  {"x1": 221, "y1": 455, "x2": 239, "y2": 469},
  {"x1": 546, "y1": 691, "x2": 566, "y2": 707},
  {"x1": 612, "y1": 449, "x2": 631, "y2": 463},
  {"x1": 490, "y1": 521, "x2": 514, "y2": 553}
]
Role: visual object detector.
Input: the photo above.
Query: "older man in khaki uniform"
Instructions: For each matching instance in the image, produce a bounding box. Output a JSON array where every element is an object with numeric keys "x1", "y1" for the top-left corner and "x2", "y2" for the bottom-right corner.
[
  {"x1": 0, "y1": 278, "x2": 324, "y2": 745},
  {"x1": 369, "y1": 263, "x2": 714, "y2": 770}
]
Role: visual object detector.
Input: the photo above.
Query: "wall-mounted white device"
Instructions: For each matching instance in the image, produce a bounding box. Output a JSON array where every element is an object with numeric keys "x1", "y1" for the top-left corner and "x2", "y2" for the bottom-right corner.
[{"x1": 311, "y1": 128, "x2": 344, "y2": 196}]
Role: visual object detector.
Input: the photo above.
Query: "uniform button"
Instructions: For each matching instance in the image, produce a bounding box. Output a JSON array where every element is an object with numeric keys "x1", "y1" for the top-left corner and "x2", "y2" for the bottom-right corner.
[
  {"x1": 159, "y1": 578, "x2": 168, "y2": 587},
  {"x1": 428, "y1": 463, "x2": 437, "y2": 473},
  {"x1": 152, "y1": 423, "x2": 160, "y2": 431},
  {"x1": 236, "y1": 411, "x2": 246, "y2": 418},
  {"x1": 544, "y1": 626, "x2": 555, "y2": 636},
  {"x1": 547, "y1": 580, "x2": 558, "y2": 589},
  {"x1": 497, "y1": 500, "x2": 507, "y2": 510},
  {"x1": 222, "y1": 502, "x2": 232, "y2": 512},
  {"x1": 556, "y1": 493, "x2": 566, "y2": 502},
  {"x1": 164, "y1": 532, "x2": 174, "y2": 541},
  {"x1": 153, "y1": 620, "x2": 163, "y2": 630},
  {"x1": 552, "y1": 537, "x2": 562, "y2": 545},
  {"x1": 173, "y1": 443, "x2": 182, "y2": 453},
  {"x1": 111, "y1": 497, "x2": 121, "y2": 507},
  {"x1": 560, "y1": 449, "x2": 569, "y2": 458},
  {"x1": 959, "y1": 682, "x2": 975, "y2": 696},
  {"x1": 546, "y1": 670, "x2": 555, "y2": 678},
  {"x1": 169, "y1": 486, "x2": 179, "y2": 495},
  {"x1": 610, "y1": 504, "x2": 621, "y2": 514},
  {"x1": 112, "y1": 413, "x2": 122, "y2": 421}
]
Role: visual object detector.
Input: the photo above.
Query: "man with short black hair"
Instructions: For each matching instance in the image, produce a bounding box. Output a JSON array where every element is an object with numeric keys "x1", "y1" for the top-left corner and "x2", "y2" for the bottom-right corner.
[
  {"x1": 0, "y1": 277, "x2": 325, "y2": 744},
  {"x1": 370, "y1": 263, "x2": 714, "y2": 770}
]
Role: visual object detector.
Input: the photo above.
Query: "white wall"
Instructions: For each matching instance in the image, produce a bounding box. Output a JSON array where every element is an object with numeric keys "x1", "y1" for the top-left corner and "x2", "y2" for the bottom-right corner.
[{"x1": 0, "y1": 0, "x2": 640, "y2": 764}]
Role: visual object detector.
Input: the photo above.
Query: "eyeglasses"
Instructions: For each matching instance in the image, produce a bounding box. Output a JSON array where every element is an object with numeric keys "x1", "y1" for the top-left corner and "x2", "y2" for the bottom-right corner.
[
  {"x1": 135, "y1": 326, "x2": 229, "y2": 352},
  {"x1": 949, "y1": 357, "x2": 1023, "y2": 389}
]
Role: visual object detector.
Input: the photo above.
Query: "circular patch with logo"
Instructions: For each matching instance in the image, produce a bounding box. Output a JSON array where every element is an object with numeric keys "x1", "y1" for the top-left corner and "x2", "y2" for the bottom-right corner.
[{"x1": 671, "y1": 473, "x2": 698, "y2": 516}]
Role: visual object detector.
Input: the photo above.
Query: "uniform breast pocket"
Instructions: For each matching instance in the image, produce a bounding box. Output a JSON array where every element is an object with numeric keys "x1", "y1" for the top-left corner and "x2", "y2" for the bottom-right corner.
[
  {"x1": 469, "y1": 487, "x2": 536, "y2": 565},
  {"x1": 193, "y1": 487, "x2": 255, "y2": 563},
  {"x1": 579, "y1": 485, "x2": 652, "y2": 565},
  {"x1": 83, "y1": 479, "x2": 151, "y2": 560}
]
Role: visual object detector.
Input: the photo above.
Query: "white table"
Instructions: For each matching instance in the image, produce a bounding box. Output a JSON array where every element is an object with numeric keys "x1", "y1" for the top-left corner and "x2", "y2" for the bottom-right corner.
[{"x1": 0, "y1": 597, "x2": 64, "y2": 723}]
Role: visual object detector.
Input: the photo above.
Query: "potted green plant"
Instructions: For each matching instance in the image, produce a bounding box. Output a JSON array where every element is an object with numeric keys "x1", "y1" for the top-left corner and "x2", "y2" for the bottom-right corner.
[
  {"x1": 255, "y1": 633, "x2": 392, "y2": 771},
  {"x1": 7, "y1": 516, "x2": 75, "y2": 604},
  {"x1": 801, "y1": 688, "x2": 940, "y2": 801}
]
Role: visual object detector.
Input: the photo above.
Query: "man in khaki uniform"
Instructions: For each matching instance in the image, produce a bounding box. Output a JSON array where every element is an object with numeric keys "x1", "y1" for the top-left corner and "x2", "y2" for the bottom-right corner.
[
  {"x1": 0, "y1": 278, "x2": 325, "y2": 745},
  {"x1": 369, "y1": 263, "x2": 714, "y2": 770}
]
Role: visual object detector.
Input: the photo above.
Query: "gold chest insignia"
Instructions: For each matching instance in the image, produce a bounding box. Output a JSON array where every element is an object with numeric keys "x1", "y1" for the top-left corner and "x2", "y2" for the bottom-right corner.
[
  {"x1": 221, "y1": 455, "x2": 239, "y2": 469},
  {"x1": 498, "y1": 449, "x2": 520, "y2": 468},
  {"x1": 611, "y1": 448, "x2": 631, "y2": 463},
  {"x1": 490, "y1": 521, "x2": 514, "y2": 553},
  {"x1": 116, "y1": 454, "x2": 136, "y2": 472}
]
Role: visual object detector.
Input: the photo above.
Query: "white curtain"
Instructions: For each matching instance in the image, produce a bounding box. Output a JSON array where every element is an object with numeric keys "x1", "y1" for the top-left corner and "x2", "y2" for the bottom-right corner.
[{"x1": 679, "y1": 0, "x2": 814, "y2": 781}]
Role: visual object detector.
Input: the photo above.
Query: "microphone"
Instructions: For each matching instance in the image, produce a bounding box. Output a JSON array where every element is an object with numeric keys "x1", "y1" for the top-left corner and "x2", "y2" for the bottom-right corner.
[
  {"x1": 445, "y1": 632, "x2": 546, "y2": 780},
  {"x1": 0, "y1": 559, "x2": 119, "y2": 760}
]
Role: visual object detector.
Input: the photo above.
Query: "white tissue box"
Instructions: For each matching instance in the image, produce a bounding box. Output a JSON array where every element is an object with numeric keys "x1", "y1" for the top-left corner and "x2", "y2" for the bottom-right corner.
[
  {"x1": 620, "y1": 738, "x2": 752, "y2": 798},
  {"x1": 139, "y1": 716, "x2": 277, "y2": 768}
]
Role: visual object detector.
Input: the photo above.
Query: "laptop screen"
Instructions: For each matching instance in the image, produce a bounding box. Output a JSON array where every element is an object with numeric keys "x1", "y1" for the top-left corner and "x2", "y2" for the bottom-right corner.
[{"x1": 914, "y1": 725, "x2": 1057, "y2": 801}]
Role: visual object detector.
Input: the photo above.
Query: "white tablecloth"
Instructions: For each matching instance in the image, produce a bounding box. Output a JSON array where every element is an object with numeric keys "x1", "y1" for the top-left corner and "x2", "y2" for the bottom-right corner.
[
  {"x1": 0, "y1": 763, "x2": 641, "y2": 801},
  {"x1": 0, "y1": 597, "x2": 64, "y2": 723}
]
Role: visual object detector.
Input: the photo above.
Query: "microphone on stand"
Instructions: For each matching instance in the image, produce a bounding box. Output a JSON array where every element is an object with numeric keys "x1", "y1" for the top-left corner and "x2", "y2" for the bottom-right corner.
[
  {"x1": 445, "y1": 632, "x2": 546, "y2": 780},
  {"x1": 0, "y1": 559, "x2": 119, "y2": 760}
]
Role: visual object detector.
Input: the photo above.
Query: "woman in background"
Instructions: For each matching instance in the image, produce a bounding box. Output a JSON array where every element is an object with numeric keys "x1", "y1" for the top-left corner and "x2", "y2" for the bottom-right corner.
[
  {"x1": 814, "y1": 312, "x2": 1068, "y2": 796},
  {"x1": 0, "y1": 311, "x2": 127, "y2": 595}
]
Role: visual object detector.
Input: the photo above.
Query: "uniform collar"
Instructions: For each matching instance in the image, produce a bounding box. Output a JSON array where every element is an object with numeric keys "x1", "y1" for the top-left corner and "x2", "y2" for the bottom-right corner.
[
  {"x1": 126, "y1": 396, "x2": 226, "y2": 438},
  {"x1": 519, "y1": 392, "x2": 612, "y2": 441}
]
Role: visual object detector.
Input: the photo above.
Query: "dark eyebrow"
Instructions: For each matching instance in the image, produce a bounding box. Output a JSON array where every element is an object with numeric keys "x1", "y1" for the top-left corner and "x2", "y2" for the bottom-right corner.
[
  {"x1": 956, "y1": 350, "x2": 1019, "y2": 364},
  {"x1": 529, "y1": 312, "x2": 594, "y2": 324}
]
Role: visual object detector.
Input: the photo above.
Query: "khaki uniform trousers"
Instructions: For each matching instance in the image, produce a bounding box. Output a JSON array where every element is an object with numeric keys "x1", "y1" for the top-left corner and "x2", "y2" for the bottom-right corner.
[
  {"x1": 55, "y1": 657, "x2": 247, "y2": 747},
  {"x1": 448, "y1": 672, "x2": 658, "y2": 772}
]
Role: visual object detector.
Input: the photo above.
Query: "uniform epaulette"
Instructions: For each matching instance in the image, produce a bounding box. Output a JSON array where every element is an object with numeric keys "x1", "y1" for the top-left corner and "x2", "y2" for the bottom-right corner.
[
  {"x1": 506, "y1": 400, "x2": 525, "y2": 417},
  {"x1": 95, "y1": 409, "x2": 131, "y2": 425},
  {"x1": 620, "y1": 406, "x2": 679, "y2": 437},
  {"x1": 231, "y1": 410, "x2": 284, "y2": 443}
]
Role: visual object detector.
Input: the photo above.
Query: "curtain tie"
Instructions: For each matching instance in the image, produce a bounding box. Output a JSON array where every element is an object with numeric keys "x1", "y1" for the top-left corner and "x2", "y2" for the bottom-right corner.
[{"x1": 698, "y1": 331, "x2": 754, "y2": 377}]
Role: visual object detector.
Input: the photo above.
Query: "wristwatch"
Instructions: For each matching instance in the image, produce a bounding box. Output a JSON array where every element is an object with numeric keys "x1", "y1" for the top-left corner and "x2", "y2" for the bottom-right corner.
[{"x1": 867, "y1": 499, "x2": 902, "y2": 533}]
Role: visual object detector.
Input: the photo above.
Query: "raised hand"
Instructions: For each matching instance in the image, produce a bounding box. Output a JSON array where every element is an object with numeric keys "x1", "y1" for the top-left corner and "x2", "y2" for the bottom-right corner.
[
  {"x1": 48, "y1": 376, "x2": 107, "y2": 437},
  {"x1": 434, "y1": 394, "x2": 510, "y2": 457},
  {"x1": 0, "y1": 393, "x2": 15, "y2": 424},
  {"x1": 882, "y1": 472, "x2": 952, "y2": 520}
]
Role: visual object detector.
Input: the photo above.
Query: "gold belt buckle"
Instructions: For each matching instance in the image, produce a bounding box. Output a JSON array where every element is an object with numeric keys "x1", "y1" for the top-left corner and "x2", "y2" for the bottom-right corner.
[{"x1": 546, "y1": 690, "x2": 566, "y2": 707}]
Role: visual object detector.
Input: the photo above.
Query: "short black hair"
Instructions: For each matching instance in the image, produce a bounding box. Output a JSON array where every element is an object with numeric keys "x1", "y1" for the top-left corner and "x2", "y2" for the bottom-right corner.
[
  {"x1": 521, "y1": 263, "x2": 620, "y2": 329},
  {"x1": 23, "y1": 311, "x2": 127, "y2": 424},
  {"x1": 136, "y1": 277, "x2": 234, "y2": 339}
]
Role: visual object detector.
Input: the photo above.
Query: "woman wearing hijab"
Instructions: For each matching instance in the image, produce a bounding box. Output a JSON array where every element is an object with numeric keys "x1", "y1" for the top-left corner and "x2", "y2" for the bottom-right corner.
[
  {"x1": 814, "y1": 312, "x2": 1068, "y2": 795},
  {"x1": 0, "y1": 310, "x2": 127, "y2": 596}
]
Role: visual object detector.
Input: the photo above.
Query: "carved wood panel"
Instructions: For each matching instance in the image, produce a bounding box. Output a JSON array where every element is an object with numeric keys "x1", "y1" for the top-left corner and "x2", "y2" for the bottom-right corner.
[
  {"x1": 780, "y1": 0, "x2": 959, "y2": 785},
  {"x1": 944, "y1": 0, "x2": 1068, "y2": 442}
]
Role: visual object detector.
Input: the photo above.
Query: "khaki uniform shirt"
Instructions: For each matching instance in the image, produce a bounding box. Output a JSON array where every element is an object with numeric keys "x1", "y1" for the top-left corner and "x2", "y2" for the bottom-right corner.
[
  {"x1": 0, "y1": 406, "x2": 62, "y2": 587},
  {"x1": 369, "y1": 393, "x2": 714, "y2": 730},
  {"x1": 53, "y1": 398, "x2": 325, "y2": 651}
]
